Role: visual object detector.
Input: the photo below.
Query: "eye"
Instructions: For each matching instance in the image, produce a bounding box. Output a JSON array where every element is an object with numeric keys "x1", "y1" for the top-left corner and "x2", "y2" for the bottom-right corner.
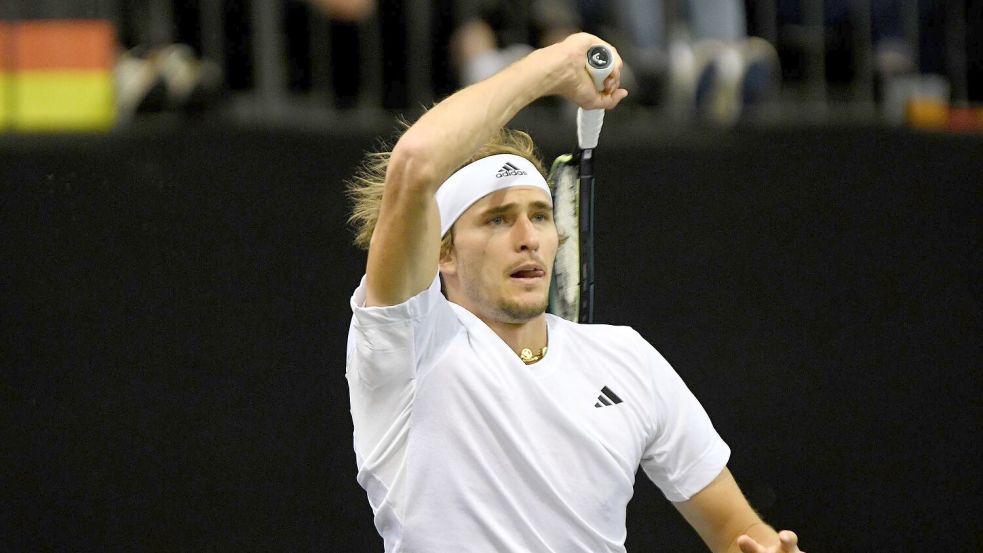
[
  {"x1": 488, "y1": 215, "x2": 506, "y2": 226},
  {"x1": 531, "y1": 212, "x2": 551, "y2": 222}
]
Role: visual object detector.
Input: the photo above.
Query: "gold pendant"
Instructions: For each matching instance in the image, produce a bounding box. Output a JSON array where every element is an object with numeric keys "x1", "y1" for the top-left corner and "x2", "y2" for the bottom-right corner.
[{"x1": 519, "y1": 346, "x2": 547, "y2": 364}]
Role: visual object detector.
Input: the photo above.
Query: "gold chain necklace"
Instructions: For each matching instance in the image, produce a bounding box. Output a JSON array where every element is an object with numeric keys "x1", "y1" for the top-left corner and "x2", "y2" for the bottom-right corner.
[{"x1": 519, "y1": 346, "x2": 548, "y2": 364}]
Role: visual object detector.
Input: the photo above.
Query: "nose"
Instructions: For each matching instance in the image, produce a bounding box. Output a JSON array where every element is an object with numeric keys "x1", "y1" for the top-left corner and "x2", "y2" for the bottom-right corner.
[{"x1": 513, "y1": 214, "x2": 540, "y2": 252}]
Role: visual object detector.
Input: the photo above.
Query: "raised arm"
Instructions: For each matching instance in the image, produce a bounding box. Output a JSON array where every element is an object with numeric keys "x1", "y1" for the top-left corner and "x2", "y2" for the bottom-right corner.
[{"x1": 363, "y1": 33, "x2": 627, "y2": 307}]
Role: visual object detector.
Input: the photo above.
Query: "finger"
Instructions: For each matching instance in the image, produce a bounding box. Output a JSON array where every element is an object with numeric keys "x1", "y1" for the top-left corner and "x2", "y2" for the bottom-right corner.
[
  {"x1": 779, "y1": 530, "x2": 800, "y2": 552},
  {"x1": 605, "y1": 67, "x2": 621, "y2": 93},
  {"x1": 736, "y1": 535, "x2": 765, "y2": 553},
  {"x1": 605, "y1": 56, "x2": 623, "y2": 94},
  {"x1": 603, "y1": 88, "x2": 628, "y2": 109}
]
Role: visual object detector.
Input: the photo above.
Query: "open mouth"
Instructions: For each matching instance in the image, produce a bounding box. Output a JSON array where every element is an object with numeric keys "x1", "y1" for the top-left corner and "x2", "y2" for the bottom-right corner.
[{"x1": 510, "y1": 268, "x2": 546, "y2": 280}]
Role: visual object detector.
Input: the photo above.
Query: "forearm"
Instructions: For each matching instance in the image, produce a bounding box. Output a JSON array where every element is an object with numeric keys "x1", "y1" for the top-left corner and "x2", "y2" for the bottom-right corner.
[
  {"x1": 724, "y1": 521, "x2": 780, "y2": 553},
  {"x1": 393, "y1": 31, "x2": 626, "y2": 192},
  {"x1": 674, "y1": 468, "x2": 792, "y2": 553},
  {"x1": 393, "y1": 48, "x2": 554, "y2": 190}
]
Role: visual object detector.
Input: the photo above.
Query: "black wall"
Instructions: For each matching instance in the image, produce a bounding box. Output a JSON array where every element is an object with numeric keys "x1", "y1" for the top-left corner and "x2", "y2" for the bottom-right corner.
[{"x1": 2, "y1": 118, "x2": 980, "y2": 551}]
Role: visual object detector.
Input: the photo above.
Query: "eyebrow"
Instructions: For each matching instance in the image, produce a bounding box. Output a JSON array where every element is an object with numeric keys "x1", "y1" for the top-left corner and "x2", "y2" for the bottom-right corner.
[{"x1": 478, "y1": 201, "x2": 553, "y2": 218}]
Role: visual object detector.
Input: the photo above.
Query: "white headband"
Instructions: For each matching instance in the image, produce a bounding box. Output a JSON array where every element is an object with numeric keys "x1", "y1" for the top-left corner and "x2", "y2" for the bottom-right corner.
[{"x1": 435, "y1": 154, "x2": 551, "y2": 236}]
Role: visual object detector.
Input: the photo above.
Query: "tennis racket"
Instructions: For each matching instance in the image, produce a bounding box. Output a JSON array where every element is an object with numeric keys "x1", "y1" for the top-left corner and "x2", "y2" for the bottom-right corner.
[{"x1": 548, "y1": 45, "x2": 613, "y2": 324}]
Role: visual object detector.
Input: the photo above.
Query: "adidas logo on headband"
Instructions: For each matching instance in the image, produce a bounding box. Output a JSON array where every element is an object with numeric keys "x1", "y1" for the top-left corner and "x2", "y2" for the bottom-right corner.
[
  {"x1": 436, "y1": 154, "x2": 551, "y2": 236},
  {"x1": 496, "y1": 162, "x2": 527, "y2": 178}
]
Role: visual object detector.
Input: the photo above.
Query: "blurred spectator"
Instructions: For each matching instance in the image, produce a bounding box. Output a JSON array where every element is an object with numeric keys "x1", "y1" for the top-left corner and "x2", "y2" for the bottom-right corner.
[
  {"x1": 115, "y1": 0, "x2": 379, "y2": 120},
  {"x1": 450, "y1": 1, "x2": 779, "y2": 125},
  {"x1": 115, "y1": 44, "x2": 222, "y2": 122},
  {"x1": 613, "y1": 0, "x2": 780, "y2": 124},
  {"x1": 306, "y1": 0, "x2": 375, "y2": 21},
  {"x1": 776, "y1": 0, "x2": 921, "y2": 84},
  {"x1": 291, "y1": 0, "x2": 377, "y2": 107},
  {"x1": 450, "y1": 0, "x2": 580, "y2": 86},
  {"x1": 869, "y1": 0, "x2": 918, "y2": 76}
]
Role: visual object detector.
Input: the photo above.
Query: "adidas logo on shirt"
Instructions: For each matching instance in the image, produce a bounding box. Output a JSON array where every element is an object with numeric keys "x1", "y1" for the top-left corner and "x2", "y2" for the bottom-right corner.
[
  {"x1": 496, "y1": 162, "x2": 527, "y2": 178},
  {"x1": 594, "y1": 386, "x2": 623, "y2": 408}
]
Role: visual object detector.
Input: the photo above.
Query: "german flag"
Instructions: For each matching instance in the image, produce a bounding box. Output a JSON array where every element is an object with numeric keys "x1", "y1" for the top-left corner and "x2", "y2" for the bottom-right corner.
[
  {"x1": 1, "y1": 23, "x2": 10, "y2": 129},
  {"x1": 8, "y1": 20, "x2": 117, "y2": 131}
]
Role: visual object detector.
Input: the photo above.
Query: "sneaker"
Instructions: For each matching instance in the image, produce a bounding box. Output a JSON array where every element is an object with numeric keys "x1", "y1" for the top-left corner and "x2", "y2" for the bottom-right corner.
[
  {"x1": 692, "y1": 37, "x2": 781, "y2": 126},
  {"x1": 739, "y1": 37, "x2": 780, "y2": 111},
  {"x1": 115, "y1": 46, "x2": 167, "y2": 121},
  {"x1": 155, "y1": 44, "x2": 223, "y2": 112},
  {"x1": 687, "y1": 39, "x2": 741, "y2": 125}
]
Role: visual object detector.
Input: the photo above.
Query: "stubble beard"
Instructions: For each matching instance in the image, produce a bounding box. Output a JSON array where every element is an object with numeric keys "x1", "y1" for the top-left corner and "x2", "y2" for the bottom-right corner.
[
  {"x1": 460, "y1": 275, "x2": 549, "y2": 324},
  {"x1": 495, "y1": 294, "x2": 549, "y2": 323}
]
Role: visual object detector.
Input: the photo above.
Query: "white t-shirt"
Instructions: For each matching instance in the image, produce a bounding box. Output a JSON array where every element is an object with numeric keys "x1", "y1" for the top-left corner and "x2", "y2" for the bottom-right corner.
[{"x1": 346, "y1": 276, "x2": 730, "y2": 553}]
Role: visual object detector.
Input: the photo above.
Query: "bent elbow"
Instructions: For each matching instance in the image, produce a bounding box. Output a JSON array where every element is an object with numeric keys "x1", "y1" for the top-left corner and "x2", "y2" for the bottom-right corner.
[{"x1": 387, "y1": 140, "x2": 439, "y2": 196}]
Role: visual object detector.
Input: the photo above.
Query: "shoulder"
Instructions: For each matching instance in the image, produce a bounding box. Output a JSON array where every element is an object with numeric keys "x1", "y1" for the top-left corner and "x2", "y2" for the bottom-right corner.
[
  {"x1": 348, "y1": 274, "x2": 459, "y2": 358},
  {"x1": 551, "y1": 317, "x2": 679, "y2": 380},
  {"x1": 350, "y1": 274, "x2": 448, "y2": 325},
  {"x1": 550, "y1": 316, "x2": 650, "y2": 350},
  {"x1": 549, "y1": 317, "x2": 664, "y2": 375},
  {"x1": 348, "y1": 274, "x2": 463, "y2": 383}
]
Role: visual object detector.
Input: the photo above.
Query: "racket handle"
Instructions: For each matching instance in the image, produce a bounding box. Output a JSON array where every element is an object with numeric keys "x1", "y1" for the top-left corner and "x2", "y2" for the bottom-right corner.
[
  {"x1": 578, "y1": 45, "x2": 613, "y2": 150},
  {"x1": 585, "y1": 45, "x2": 614, "y2": 91}
]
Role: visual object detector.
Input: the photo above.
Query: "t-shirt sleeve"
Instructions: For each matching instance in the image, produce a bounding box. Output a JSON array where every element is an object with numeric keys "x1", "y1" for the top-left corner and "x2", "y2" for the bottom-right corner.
[
  {"x1": 347, "y1": 274, "x2": 459, "y2": 388},
  {"x1": 346, "y1": 275, "x2": 460, "y2": 483},
  {"x1": 638, "y1": 341, "x2": 730, "y2": 503}
]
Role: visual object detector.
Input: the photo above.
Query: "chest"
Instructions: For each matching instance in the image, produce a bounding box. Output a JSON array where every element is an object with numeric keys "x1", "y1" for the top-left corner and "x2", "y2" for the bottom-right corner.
[{"x1": 413, "y1": 334, "x2": 653, "y2": 480}]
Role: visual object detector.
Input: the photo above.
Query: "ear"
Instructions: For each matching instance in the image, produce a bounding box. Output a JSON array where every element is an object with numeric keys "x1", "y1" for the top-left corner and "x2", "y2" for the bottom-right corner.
[{"x1": 438, "y1": 245, "x2": 457, "y2": 276}]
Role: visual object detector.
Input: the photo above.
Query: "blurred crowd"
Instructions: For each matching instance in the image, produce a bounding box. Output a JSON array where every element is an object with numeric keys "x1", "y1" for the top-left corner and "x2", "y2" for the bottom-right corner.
[
  {"x1": 448, "y1": 0, "x2": 783, "y2": 124},
  {"x1": 8, "y1": 0, "x2": 982, "y2": 128}
]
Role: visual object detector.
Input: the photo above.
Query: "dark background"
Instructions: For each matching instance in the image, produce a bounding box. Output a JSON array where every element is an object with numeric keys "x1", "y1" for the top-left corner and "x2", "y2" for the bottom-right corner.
[{"x1": 2, "y1": 116, "x2": 980, "y2": 551}]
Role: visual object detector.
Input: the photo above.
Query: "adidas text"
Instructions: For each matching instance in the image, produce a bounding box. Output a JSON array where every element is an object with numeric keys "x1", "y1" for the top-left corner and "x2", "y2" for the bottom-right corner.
[{"x1": 496, "y1": 162, "x2": 527, "y2": 178}]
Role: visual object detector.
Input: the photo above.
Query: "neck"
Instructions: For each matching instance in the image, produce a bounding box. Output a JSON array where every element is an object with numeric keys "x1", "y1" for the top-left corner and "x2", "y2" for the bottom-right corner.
[
  {"x1": 479, "y1": 314, "x2": 549, "y2": 358},
  {"x1": 442, "y1": 282, "x2": 549, "y2": 359}
]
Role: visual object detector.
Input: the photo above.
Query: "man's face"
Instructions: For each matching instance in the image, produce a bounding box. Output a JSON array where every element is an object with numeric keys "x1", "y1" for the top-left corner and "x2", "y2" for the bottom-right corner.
[{"x1": 440, "y1": 186, "x2": 558, "y2": 324}]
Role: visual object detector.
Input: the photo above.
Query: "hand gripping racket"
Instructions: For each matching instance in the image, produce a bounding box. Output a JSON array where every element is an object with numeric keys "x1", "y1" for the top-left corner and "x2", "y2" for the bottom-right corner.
[{"x1": 548, "y1": 45, "x2": 613, "y2": 324}]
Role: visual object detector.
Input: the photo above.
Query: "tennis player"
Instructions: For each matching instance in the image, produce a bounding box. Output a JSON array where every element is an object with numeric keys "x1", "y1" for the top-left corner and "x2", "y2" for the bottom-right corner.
[{"x1": 346, "y1": 32, "x2": 803, "y2": 553}]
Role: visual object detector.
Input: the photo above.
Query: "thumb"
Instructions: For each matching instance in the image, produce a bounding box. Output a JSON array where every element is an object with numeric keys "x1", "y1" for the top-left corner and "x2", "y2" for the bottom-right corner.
[
  {"x1": 736, "y1": 535, "x2": 764, "y2": 553},
  {"x1": 779, "y1": 530, "x2": 800, "y2": 552},
  {"x1": 602, "y1": 88, "x2": 629, "y2": 110}
]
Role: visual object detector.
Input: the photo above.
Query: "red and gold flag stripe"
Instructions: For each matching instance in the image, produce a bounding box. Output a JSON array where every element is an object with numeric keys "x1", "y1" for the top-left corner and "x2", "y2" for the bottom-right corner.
[{"x1": 5, "y1": 19, "x2": 116, "y2": 131}]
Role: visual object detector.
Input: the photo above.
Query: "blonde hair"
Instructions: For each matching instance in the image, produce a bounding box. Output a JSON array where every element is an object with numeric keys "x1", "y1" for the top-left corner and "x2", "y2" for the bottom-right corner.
[{"x1": 347, "y1": 126, "x2": 547, "y2": 257}]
